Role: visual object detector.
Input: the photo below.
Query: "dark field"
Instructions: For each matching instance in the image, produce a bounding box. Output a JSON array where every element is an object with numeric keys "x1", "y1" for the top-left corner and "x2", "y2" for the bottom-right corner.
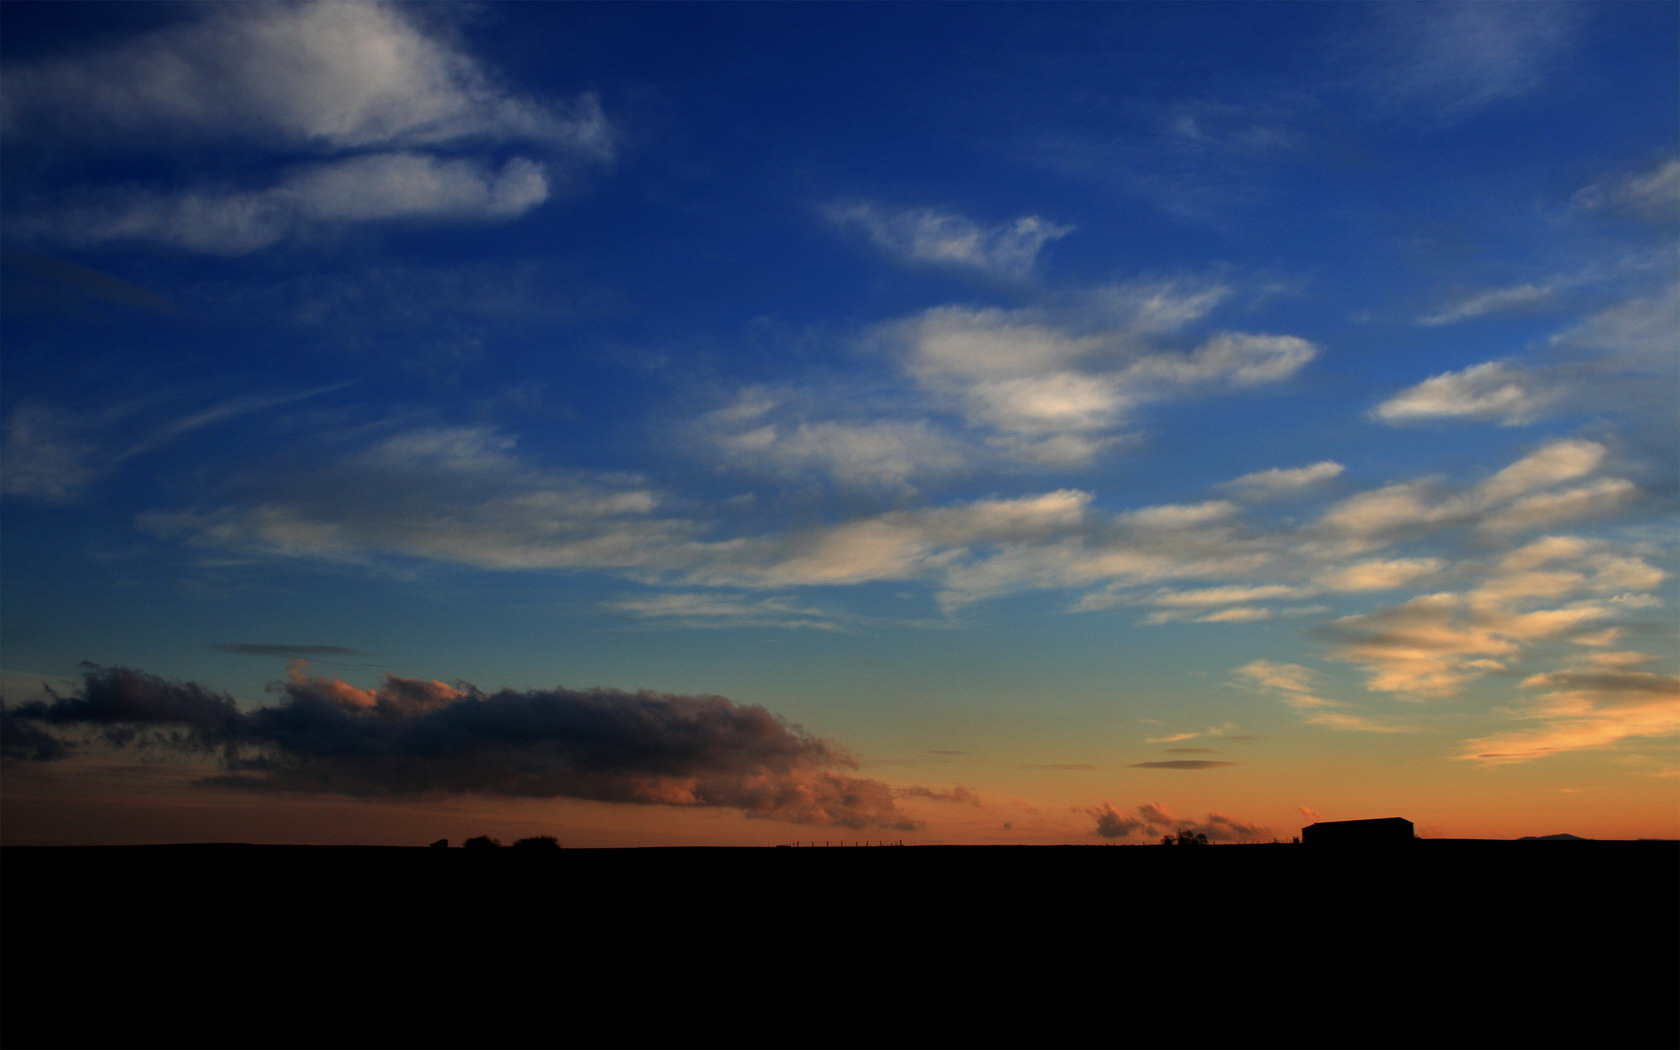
[{"x1": 5, "y1": 840, "x2": 1675, "y2": 1049}]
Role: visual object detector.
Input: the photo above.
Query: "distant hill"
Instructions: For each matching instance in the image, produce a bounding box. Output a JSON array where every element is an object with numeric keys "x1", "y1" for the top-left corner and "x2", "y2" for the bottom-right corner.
[{"x1": 1519, "y1": 833, "x2": 1590, "y2": 841}]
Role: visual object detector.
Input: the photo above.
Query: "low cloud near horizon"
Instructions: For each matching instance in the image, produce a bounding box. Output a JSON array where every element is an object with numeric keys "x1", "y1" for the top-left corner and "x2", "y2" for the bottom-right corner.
[
  {"x1": 1087, "y1": 800, "x2": 1270, "y2": 842},
  {"x1": 0, "y1": 663, "x2": 969, "y2": 831}
]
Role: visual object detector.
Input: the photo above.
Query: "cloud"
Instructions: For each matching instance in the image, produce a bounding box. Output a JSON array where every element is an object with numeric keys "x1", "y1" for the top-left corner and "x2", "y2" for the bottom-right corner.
[
  {"x1": 1320, "y1": 537, "x2": 1665, "y2": 700},
  {"x1": 1224, "y1": 461, "x2": 1344, "y2": 497},
  {"x1": 1234, "y1": 660, "x2": 1416, "y2": 733},
  {"x1": 0, "y1": 2, "x2": 609, "y2": 155},
  {"x1": 1554, "y1": 285, "x2": 1680, "y2": 364},
  {"x1": 0, "y1": 405, "x2": 101, "y2": 503},
  {"x1": 1574, "y1": 157, "x2": 1680, "y2": 224},
  {"x1": 1418, "y1": 284, "x2": 1556, "y2": 327},
  {"x1": 1089, "y1": 801, "x2": 1147, "y2": 839},
  {"x1": 212, "y1": 644, "x2": 367, "y2": 658},
  {"x1": 4, "y1": 663, "x2": 920, "y2": 830},
  {"x1": 607, "y1": 593, "x2": 849, "y2": 631},
  {"x1": 1354, "y1": 2, "x2": 1580, "y2": 118},
  {"x1": 1144, "y1": 584, "x2": 1305, "y2": 608},
  {"x1": 1129, "y1": 760, "x2": 1235, "y2": 770},
  {"x1": 6, "y1": 3, "x2": 609, "y2": 253},
  {"x1": 1315, "y1": 558, "x2": 1444, "y2": 593},
  {"x1": 1315, "y1": 439, "x2": 1633, "y2": 547},
  {"x1": 826, "y1": 202, "x2": 1072, "y2": 279},
  {"x1": 146, "y1": 425, "x2": 681, "y2": 571},
  {"x1": 3, "y1": 386, "x2": 349, "y2": 503},
  {"x1": 1373, "y1": 362, "x2": 1556, "y2": 426},
  {"x1": 897, "y1": 785, "x2": 984, "y2": 806},
  {"x1": 700, "y1": 393, "x2": 970, "y2": 495},
  {"x1": 36, "y1": 153, "x2": 552, "y2": 254},
  {"x1": 1088, "y1": 801, "x2": 1270, "y2": 841},
  {"x1": 1461, "y1": 664, "x2": 1680, "y2": 765},
  {"x1": 892, "y1": 288, "x2": 1315, "y2": 467}
]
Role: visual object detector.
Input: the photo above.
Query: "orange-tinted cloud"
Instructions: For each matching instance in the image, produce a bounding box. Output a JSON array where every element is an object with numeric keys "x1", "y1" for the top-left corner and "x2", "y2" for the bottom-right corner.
[{"x1": 4, "y1": 664, "x2": 920, "y2": 830}]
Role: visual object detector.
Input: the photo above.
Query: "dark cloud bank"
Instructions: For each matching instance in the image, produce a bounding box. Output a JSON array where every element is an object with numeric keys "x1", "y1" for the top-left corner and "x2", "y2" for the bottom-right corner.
[{"x1": 2, "y1": 664, "x2": 943, "y2": 830}]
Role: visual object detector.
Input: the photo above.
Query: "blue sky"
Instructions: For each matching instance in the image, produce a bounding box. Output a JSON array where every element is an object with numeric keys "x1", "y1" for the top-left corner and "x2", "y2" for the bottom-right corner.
[{"x1": 2, "y1": 1, "x2": 1675, "y2": 845}]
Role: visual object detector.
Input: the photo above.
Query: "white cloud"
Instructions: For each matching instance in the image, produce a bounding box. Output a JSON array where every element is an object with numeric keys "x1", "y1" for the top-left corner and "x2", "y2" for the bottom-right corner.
[
  {"x1": 1224, "y1": 461, "x2": 1344, "y2": 496},
  {"x1": 706, "y1": 409, "x2": 969, "y2": 495},
  {"x1": 1316, "y1": 439, "x2": 1632, "y2": 547},
  {"x1": 0, "y1": 2, "x2": 609, "y2": 156},
  {"x1": 1474, "y1": 438, "x2": 1607, "y2": 505},
  {"x1": 1574, "y1": 157, "x2": 1680, "y2": 223},
  {"x1": 1554, "y1": 286, "x2": 1680, "y2": 363},
  {"x1": 1119, "y1": 501, "x2": 1238, "y2": 529},
  {"x1": 826, "y1": 202, "x2": 1072, "y2": 279},
  {"x1": 1418, "y1": 284, "x2": 1555, "y2": 326},
  {"x1": 1145, "y1": 584, "x2": 1305, "y2": 608},
  {"x1": 896, "y1": 300, "x2": 1316, "y2": 466},
  {"x1": 1315, "y1": 558, "x2": 1443, "y2": 593},
  {"x1": 39, "y1": 153, "x2": 551, "y2": 254},
  {"x1": 1374, "y1": 361, "x2": 1555, "y2": 426},
  {"x1": 1477, "y1": 478, "x2": 1637, "y2": 534},
  {"x1": 1357, "y1": 2, "x2": 1580, "y2": 118},
  {"x1": 6, "y1": 4, "x2": 608, "y2": 253}
]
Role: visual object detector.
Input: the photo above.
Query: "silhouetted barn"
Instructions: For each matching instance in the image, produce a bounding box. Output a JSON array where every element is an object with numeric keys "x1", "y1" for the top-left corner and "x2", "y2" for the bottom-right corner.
[{"x1": 1302, "y1": 817, "x2": 1414, "y2": 846}]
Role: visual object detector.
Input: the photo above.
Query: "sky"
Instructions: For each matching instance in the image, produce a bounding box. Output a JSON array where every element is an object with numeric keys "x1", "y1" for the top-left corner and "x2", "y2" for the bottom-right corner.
[{"x1": 2, "y1": 1, "x2": 1676, "y2": 847}]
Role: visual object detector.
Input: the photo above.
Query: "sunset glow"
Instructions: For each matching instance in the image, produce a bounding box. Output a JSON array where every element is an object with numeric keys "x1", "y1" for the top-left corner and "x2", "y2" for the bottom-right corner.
[{"x1": 2, "y1": 1, "x2": 1675, "y2": 847}]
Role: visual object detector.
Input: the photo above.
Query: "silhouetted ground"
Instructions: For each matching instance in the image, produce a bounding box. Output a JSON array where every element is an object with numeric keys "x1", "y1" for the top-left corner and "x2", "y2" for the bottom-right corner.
[{"x1": 5, "y1": 840, "x2": 1675, "y2": 1049}]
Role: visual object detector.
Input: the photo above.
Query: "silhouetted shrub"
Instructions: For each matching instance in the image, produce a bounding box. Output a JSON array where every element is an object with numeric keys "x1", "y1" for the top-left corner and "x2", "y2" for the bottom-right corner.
[
  {"x1": 511, "y1": 835, "x2": 561, "y2": 850},
  {"x1": 462, "y1": 835, "x2": 502, "y2": 848},
  {"x1": 1161, "y1": 830, "x2": 1209, "y2": 846}
]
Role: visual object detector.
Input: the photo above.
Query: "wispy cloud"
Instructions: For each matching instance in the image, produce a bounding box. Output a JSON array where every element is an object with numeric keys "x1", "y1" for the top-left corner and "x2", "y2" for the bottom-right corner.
[
  {"x1": 5, "y1": 3, "x2": 609, "y2": 253},
  {"x1": 1223, "y1": 461, "x2": 1344, "y2": 497},
  {"x1": 212, "y1": 643, "x2": 367, "y2": 658},
  {"x1": 37, "y1": 154, "x2": 554, "y2": 254},
  {"x1": 1373, "y1": 361, "x2": 1557, "y2": 426},
  {"x1": 0, "y1": 2, "x2": 609, "y2": 155},
  {"x1": 1352, "y1": 2, "x2": 1581, "y2": 119},
  {"x1": 894, "y1": 286, "x2": 1314, "y2": 467},
  {"x1": 826, "y1": 202, "x2": 1072, "y2": 279},
  {"x1": 1461, "y1": 663, "x2": 1680, "y2": 765},
  {"x1": 1322, "y1": 535, "x2": 1666, "y2": 699},
  {"x1": 698, "y1": 390, "x2": 970, "y2": 495},
  {"x1": 1574, "y1": 157, "x2": 1680, "y2": 223},
  {"x1": 608, "y1": 592, "x2": 850, "y2": 631},
  {"x1": 1314, "y1": 439, "x2": 1634, "y2": 547},
  {"x1": 1, "y1": 384, "x2": 349, "y2": 503},
  {"x1": 1234, "y1": 660, "x2": 1415, "y2": 733},
  {"x1": 1418, "y1": 284, "x2": 1556, "y2": 327}
]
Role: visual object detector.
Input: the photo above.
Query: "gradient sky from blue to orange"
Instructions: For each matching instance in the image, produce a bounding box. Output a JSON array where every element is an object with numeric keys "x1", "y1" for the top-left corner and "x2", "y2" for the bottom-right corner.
[{"x1": 1, "y1": 1, "x2": 1675, "y2": 846}]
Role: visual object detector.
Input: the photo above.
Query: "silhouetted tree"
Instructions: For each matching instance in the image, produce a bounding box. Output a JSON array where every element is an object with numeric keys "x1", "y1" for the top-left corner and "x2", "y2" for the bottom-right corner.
[
  {"x1": 1162, "y1": 829, "x2": 1209, "y2": 846},
  {"x1": 462, "y1": 835, "x2": 502, "y2": 848},
  {"x1": 511, "y1": 835, "x2": 560, "y2": 850}
]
